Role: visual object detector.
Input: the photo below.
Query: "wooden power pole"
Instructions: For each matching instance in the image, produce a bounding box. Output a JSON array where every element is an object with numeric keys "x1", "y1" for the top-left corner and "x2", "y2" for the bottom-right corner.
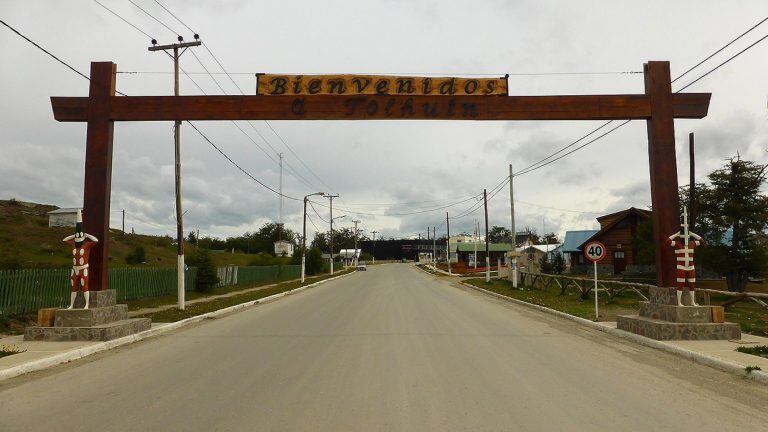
[
  {"x1": 689, "y1": 132, "x2": 696, "y2": 231},
  {"x1": 149, "y1": 36, "x2": 201, "y2": 311},
  {"x1": 484, "y1": 188, "x2": 490, "y2": 282}
]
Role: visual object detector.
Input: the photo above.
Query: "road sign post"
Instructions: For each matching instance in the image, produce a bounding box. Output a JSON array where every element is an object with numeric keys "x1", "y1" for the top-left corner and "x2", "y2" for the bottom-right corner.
[{"x1": 584, "y1": 241, "x2": 607, "y2": 320}]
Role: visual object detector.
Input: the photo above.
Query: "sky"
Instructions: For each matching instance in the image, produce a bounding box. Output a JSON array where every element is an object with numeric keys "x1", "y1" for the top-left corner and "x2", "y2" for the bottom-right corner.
[{"x1": 2, "y1": 0, "x2": 767, "y2": 243}]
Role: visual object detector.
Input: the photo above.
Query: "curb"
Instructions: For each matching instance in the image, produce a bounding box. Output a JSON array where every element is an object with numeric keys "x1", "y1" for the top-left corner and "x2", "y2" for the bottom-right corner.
[
  {"x1": 0, "y1": 271, "x2": 355, "y2": 382},
  {"x1": 452, "y1": 279, "x2": 768, "y2": 385}
]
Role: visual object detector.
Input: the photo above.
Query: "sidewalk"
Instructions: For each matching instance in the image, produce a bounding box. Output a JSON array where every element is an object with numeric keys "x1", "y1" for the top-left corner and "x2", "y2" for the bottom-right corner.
[{"x1": 597, "y1": 321, "x2": 768, "y2": 370}]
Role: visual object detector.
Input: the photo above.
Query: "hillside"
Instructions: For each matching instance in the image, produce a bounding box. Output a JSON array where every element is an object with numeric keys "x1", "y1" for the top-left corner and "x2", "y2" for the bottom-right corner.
[{"x1": 0, "y1": 199, "x2": 258, "y2": 269}]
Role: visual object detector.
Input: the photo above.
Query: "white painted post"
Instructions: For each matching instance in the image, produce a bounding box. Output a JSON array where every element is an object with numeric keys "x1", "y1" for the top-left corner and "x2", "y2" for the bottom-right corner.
[{"x1": 594, "y1": 260, "x2": 599, "y2": 320}]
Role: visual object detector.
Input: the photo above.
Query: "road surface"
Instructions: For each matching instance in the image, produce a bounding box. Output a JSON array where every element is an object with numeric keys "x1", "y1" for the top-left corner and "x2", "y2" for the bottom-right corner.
[{"x1": 1, "y1": 264, "x2": 767, "y2": 431}]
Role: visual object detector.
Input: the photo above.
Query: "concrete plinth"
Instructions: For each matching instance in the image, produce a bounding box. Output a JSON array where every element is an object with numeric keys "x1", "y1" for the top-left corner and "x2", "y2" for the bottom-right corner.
[
  {"x1": 618, "y1": 286, "x2": 740, "y2": 341},
  {"x1": 617, "y1": 315, "x2": 741, "y2": 341},
  {"x1": 638, "y1": 302, "x2": 713, "y2": 323},
  {"x1": 25, "y1": 289, "x2": 151, "y2": 342},
  {"x1": 54, "y1": 305, "x2": 128, "y2": 327},
  {"x1": 24, "y1": 318, "x2": 151, "y2": 342}
]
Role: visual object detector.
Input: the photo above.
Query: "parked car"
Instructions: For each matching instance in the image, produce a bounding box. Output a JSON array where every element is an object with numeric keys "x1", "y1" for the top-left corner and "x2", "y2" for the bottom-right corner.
[{"x1": 356, "y1": 261, "x2": 367, "y2": 271}]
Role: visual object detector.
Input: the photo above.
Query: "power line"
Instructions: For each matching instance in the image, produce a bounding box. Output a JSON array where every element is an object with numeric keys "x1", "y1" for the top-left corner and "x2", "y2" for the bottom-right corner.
[
  {"x1": 115, "y1": 70, "x2": 643, "y2": 76},
  {"x1": 311, "y1": 193, "x2": 482, "y2": 217},
  {"x1": 93, "y1": 0, "x2": 155, "y2": 40},
  {"x1": 0, "y1": 18, "x2": 128, "y2": 96},
  {"x1": 513, "y1": 19, "x2": 768, "y2": 177},
  {"x1": 153, "y1": 0, "x2": 196, "y2": 34},
  {"x1": 126, "y1": 0, "x2": 181, "y2": 37}
]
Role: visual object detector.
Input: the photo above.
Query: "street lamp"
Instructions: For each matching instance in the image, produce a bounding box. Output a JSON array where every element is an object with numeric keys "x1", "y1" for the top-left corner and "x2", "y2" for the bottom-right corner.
[
  {"x1": 330, "y1": 214, "x2": 346, "y2": 275},
  {"x1": 302, "y1": 192, "x2": 325, "y2": 283}
]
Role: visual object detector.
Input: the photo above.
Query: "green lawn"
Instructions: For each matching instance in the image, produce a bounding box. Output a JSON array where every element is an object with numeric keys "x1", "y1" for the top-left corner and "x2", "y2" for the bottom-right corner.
[
  {"x1": 462, "y1": 278, "x2": 768, "y2": 336},
  {"x1": 134, "y1": 269, "x2": 354, "y2": 322}
]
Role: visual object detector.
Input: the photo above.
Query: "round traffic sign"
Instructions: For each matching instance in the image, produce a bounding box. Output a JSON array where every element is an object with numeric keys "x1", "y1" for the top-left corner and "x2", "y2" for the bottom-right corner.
[{"x1": 584, "y1": 241, "x2": 607, "y2": 262}]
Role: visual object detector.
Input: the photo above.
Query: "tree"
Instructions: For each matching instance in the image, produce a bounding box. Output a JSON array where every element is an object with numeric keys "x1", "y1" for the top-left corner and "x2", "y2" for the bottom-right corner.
[
  {"x1": 694, "y1": 157, "x2": 768, "y2": 292},
  {"x1": 551, "y1": 252, "x2": 566, "y2": 275},
  {"x1": 488, "y1": 226, "x2": 511, "y2": 243},
  {"x1": 125, "y1": 246, "x2": 146, "y2": 265},
  {"x1": 186, "y1": 230, "x2": 197, "y2": 244},
  {"x1": 539, "y1": 253, "x2": 553, "y2": 274},
  {"x1": 305, "y1": 247, "x2": 325, "y2": 275},
  {"x1": 186, "y1": 248, "x2": 219, "y2": 293},
  {"x1": 521, "y1": 227, "x2": 540, "y2": 244},
  {"x1": 630, "y1": 217, "x2": 655, "y2": 266},
  {"x1": 543, "y1": 232, "x2": 559, "y2": 244}
]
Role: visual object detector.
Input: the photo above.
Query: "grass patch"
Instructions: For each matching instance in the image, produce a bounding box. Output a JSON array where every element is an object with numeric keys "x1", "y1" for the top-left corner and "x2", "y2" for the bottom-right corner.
[
  {"x1": 0, "y1": 343, "x2": 26, "y2": 358},
  {"x1": 134, "y1": 269, "x2": 353, "y2": 322},
  {"x1": 462, "y1": 278, "x2": 639, "y2": 321},
  {"x1": 461, "y1": 278, "x2": 768, "y2": 335},
  {"x1": 745, "y1": 365, "x2": 762, "y2": 374},
  {"x1": 736, "y1": 345, "x2": 768, "y2": 358}
]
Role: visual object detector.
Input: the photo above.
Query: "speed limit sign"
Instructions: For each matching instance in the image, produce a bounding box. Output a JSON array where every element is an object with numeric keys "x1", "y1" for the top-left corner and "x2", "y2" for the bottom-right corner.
[{"x1": 584, "y1": 241, "x2": 607, "y2": 263}]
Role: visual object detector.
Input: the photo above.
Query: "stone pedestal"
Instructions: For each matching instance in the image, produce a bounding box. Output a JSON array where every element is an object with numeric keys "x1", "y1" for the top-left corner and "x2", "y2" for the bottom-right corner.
[
  {"x1": 24, "y1": 290, "x2": 151, "y2": 342},
  {"x1": 617, "y1": 287, "x2": 740, "y2": 341}
]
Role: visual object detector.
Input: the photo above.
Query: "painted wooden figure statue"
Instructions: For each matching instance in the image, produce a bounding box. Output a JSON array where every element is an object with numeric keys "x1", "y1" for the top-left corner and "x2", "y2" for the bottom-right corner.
[
  {"x1": 668, "y1": 206, "x2": 704, "y2": 307},
  {"x1": 63, "y1": 209, "x2": 98, "y2": 309}
]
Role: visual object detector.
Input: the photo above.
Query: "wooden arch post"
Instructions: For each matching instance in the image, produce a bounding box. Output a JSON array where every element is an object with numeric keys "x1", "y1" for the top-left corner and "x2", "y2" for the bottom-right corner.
[
  {"x1": 644, "y1": 61, "x2": 679, "y2": 288},
  {"x1": 54, "y1": 60, "x2": 710, "y2": 291},
  {"x1": 82, "y1": 62, "x2": 116, "y2": 291}
]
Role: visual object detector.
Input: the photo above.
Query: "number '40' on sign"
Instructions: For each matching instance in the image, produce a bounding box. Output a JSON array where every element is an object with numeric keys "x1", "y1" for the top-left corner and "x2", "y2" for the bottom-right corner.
[{"x1": 584, "y1": 241, "x2": 607, "y2": 262}]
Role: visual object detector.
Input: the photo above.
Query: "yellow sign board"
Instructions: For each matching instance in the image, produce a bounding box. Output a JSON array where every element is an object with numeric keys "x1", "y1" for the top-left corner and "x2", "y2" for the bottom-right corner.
[{"x1": 257, "y1": 74, "x2": 508, "y2": 96}]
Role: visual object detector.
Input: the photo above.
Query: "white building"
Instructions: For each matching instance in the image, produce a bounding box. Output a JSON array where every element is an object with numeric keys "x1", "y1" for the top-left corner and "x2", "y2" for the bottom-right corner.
[
  {"x1": 47, "y1": 207, "x2": 81, "y2": 228},
  {"x1": 273, "y1": 240, "x2": 294, "y2": 257}
]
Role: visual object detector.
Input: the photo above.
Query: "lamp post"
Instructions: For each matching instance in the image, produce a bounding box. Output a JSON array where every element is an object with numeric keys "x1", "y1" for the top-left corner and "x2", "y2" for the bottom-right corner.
[
  {"x1": 302, "y1": 192, "x2": 325, "y2": 283},
  {"x1": 330, "y1": 214, "x2": 346, "y2": 274}
]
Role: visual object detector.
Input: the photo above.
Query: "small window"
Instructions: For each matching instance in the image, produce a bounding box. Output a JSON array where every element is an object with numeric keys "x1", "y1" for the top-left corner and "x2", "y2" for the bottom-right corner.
[{"x1": 614, "y1": 251, "x2": 625, "y2": 259}]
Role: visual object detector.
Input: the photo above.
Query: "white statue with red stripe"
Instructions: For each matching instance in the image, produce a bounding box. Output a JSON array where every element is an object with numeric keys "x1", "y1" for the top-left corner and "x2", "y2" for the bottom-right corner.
[
  {"x1": 63, "y1": 209, "x2": 99, "y2": 309},
  {"x1": 668, "y1": 206, "x2": 704, "y2": 307}
]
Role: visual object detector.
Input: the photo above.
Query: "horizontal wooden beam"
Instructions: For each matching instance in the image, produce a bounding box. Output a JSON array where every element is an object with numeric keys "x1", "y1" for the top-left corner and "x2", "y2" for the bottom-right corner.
[{"x1": 51, "y1": 93, "x2": 710, "y2": 122}]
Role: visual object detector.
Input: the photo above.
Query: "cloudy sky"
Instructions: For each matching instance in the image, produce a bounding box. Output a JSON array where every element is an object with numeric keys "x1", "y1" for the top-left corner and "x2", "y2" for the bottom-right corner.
[{"x1": 2, "y1": 0, "x2": 767, "y2": 242}]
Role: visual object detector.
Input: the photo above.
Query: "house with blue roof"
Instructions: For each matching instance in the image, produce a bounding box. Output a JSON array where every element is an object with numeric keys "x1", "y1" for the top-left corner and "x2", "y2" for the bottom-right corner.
[{"x1": 561, "y1": 230, "x2": 599, "y2": 268}]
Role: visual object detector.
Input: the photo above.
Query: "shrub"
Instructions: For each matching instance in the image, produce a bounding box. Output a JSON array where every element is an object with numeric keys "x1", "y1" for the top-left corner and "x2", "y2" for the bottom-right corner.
[
  {"x1": 551, "y1": 252, "x2": 566, "y2": 275},
  {"x1": 305, "y1": 248, "x2": 324, "y2": 276},
  {"x1": 360, "y1": 252, "x2": 373, "y2": 262},
  {"x1": 125, "y1": 246, "x2": 147, "y2": 265},
  {"x1": 249, "y1": 252, "x2": 278, "y2": 266},
  {"x1": 186, "y1": 248, "x2": 219, "y2": 293}
]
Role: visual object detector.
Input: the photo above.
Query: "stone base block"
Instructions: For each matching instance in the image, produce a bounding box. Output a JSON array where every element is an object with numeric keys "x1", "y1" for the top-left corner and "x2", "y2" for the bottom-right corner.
[
  {"x1": 648, "y1": 286, "x2": 705, "y2": 306},
  {"x1": 638, "y1": 301, "x2": 712, "y2": 323},
  {"x1": 617, "y1": 315, "x2": 740, "y2": 340},
  {"x1": 54, "y1": 305, "x2": 128, "y2": 327},
  {"x1": 72, "y1": 289, "x2": 117, "y2": 308},
  {"x1": 24, "y1": 318, "x2": 151, "y2": 342}
]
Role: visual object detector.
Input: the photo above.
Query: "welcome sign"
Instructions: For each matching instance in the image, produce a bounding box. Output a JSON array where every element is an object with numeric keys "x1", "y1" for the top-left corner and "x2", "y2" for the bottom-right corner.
[{"x1": 257, "y1": 74, "x2": 508, "y2": 96}]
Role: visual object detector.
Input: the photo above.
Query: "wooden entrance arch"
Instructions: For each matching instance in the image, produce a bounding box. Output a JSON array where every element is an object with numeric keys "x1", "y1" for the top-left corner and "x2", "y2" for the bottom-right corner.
[{"x1": 50, "y1": 61, "x2": 710, "y2": 291}]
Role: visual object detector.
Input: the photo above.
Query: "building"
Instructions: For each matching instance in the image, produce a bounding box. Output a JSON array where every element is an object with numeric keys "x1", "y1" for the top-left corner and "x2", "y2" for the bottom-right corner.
[
  {"x1": 452, "y1": 243, "x2": 515, "y2": 266},
  {"x1": 273, "y1": 240, "x2": 294, "y2": 257},
  {"x1": 517, "y1": 244, "x2": 562, "y2": 272},
  {"x1": 47, "y1": 207, "x2": 81, "y2": 228},
  {"x1": 449, "y1": 234, "x2": 478, "y2": 244},
  {"x1": 561, "y1": 230, "x2": 599, "y2": 268},
  {"x1": 577, "y1": 207, "x2": 651, "y2": 274},
  {"x1": 337, "y1": 249, "x2": 361, "y2": 266},
  {"x1": 359, "y1": 239, "x2": 445, "y2": 261}
]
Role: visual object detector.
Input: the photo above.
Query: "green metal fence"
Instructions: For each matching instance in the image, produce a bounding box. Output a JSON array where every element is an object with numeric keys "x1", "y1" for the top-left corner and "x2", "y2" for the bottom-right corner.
[{"x1": 0, "y1": 264, "x2": 301, "y2": 316}]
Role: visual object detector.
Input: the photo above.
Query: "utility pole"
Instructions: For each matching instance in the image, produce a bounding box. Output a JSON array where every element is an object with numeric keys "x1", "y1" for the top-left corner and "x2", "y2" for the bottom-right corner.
[
  {"x1": 473, "y1": 219, "x2": 478, "y2": 270},
  {"x1": 352, "y1": 219, "x2": 361, "y2": 267},
  {"x1": 278, "y1": 153, "x2": 284, "y2": 240},
  {"x1": 302, "y1": 192, "x2": 325, "y2": 283},
  {"x1": 432, "y1": 226, "x2": 436, "y2": 265},
  {"x1": 121, "y1": 209, "x2": 125, "y2": 235},
  {"x1": 509, "y1": 164, "x2": 519, "y2": 289},
  {"x1": 371, "y1": 230, "x2": 378, "y2": 263},
  {"x1": 196, "y1": 229, "x2": 200, "y2": 247},
  {"x1": 325, "y1": 194, "x2": 339, "y2": 274},
  {"x1": 149, "y1": 35, "x2": 201, "y2": 311},
  {"x1": 446, "y1": 212, "x2": 451, "y2": 274},
  {"x1": 484, "y1": 189, "x2": 490, "y2": 283},
  {"x1": 689, "y1": 132, "x2": 696, "y2": 231}
]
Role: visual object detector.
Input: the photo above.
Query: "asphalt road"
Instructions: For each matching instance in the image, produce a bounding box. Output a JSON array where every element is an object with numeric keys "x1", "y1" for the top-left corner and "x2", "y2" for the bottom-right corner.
[{"x1": 1, "y1": 264, "x2": 767, "y2": 431}]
